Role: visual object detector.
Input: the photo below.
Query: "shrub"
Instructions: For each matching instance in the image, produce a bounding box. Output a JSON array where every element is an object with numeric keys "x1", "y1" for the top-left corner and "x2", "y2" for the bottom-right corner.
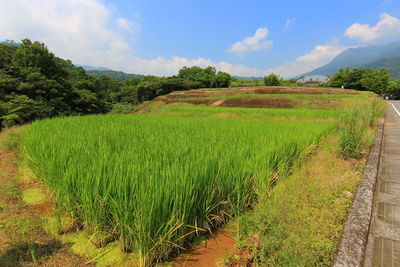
[{"x1": 264, "y1": 74, "x2": 282, "y2": 86}]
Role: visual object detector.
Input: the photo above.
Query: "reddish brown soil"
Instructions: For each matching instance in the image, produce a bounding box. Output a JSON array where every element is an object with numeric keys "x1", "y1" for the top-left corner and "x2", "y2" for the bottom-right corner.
[
  {"x1": 0, "y1": 150, "x2": 91, "y2": 267},
  {"x1": 211, "y1": 100, "x2": 225, "y2": 106},
  {"x1": 173, "y1": 229, "x2": 236, "y2": 267},
  {"x1": 251, "y1": 86, "x2": 357, "y2": 95},
  {"x1": 136, "y1": 109, "x2": 147, "y2": 114},
  {"x1": 220, "y1": 97, "x2": 295, "y2": 108},
  {"x1": 163, "y1": 99, "x2": 217, "y2": 105},
  {"x1": 165, "y1": 93, "x2": 213, "y2": 99}
]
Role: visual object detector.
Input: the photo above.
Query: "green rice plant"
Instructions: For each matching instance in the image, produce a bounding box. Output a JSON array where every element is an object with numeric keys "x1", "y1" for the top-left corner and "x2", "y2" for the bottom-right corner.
[
  {"x1": 21, "y1": 114, "x2": 333, "y2": 264},
  {"x1": 158, "y1": 104, "x2": 342, "y2": 121}
]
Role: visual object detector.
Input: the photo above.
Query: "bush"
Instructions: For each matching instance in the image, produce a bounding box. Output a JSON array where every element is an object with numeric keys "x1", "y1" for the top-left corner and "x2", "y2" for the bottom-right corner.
[
  {"x1": 264, "y1": 74, "x2": 282, "y2": 86},
  {"x1": 110, "y1": 103, "x2": 135, "y2": 114}
]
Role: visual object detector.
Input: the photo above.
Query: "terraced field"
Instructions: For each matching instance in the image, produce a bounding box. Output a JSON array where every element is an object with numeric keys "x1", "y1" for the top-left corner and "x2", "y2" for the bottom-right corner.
[
  {"x1": 18, "y1": 86, "x2": 382, "y2": 266},
  {"x1": 153, "y1": 86, "x2": 365, "y2": 110}
]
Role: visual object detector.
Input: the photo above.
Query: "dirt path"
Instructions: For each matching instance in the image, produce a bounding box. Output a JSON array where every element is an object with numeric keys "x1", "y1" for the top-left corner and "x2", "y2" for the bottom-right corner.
[
  {"x1": 364, "y1": 101, "x2": 400, "y2": 266},
  {"x1": 211, "y1": 100, "x2": 225, "y2": 106},
  {"x1": 0, "y1": 150, "x2": 91, "y2": 267}
]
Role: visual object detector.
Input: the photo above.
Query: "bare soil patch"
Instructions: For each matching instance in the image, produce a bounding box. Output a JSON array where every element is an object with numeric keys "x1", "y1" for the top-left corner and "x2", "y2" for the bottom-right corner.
[
  {"x1": 220, "y1": 97, "x2": 295, "y2": 108},
  {"x1": 173, "y1": 229, "x2": 235, "y2": 267},
  {"x1": 251, "y1": 86, "x2": 357, "y2": 95},
  {"x1": 211, "y1": 100, "x2": 225, "y2": 106},
  {"x1": 163, "y1": 99, "x2": 217, "y2": 106}
]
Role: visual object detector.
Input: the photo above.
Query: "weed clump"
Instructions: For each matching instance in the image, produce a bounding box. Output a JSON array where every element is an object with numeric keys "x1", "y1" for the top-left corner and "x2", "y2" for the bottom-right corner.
[{"x1": 339, "y1": 99, "x2": 384, "y2": 158}]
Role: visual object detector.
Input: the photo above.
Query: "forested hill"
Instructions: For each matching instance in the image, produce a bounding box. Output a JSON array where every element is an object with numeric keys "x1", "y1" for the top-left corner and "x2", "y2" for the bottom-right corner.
[
  {"x1": 87, "y1": 70, "x2": 144, "y2": 81},
  {"x1": 356, "y1": 56, "x2": 400, "y2": 80},
  {"x1": 0, "y1": 39, "x2": 232, "y2": 129}
]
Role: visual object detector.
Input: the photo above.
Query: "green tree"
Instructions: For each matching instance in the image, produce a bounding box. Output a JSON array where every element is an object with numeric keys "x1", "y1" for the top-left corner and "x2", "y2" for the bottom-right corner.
[
  {"x1": 360, "y1": 68, "x2": 390, "y2": 95},
  {"x1": 387, "y1": 80, "x2": 400, "y2": 99},
  {"x1": 1, "y1": 94, "x2": 54, "y2": 127},
  {"x1": 347, "y1": 69, "x2": 367, "y2": 90},
  {"x1": 264, "y1": 73, "x2": 282, "y2": 86},
  {"x1": 215, "y1": 71, "x2": 232, "y2": 87},
  {"x1": 178, "y1": 66, "x2": 218, "y2": 88},
  {"x1": 12, "y1": 39, "x2": 63, "y2": 79},
  {"x1": 328, "y1": 67, "x2": 350, "y2": 88}
]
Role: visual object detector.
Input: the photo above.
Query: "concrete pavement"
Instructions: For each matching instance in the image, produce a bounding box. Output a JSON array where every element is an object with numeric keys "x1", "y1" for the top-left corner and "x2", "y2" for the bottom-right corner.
[{"x1": 364, "y1": 101, "x2": 400, "y2": 267}]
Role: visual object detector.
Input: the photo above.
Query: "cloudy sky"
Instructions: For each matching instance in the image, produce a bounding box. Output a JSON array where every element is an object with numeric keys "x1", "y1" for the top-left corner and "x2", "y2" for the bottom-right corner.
[{"x1": 1, "y1": 0, "x2": 400, "y2": 77}]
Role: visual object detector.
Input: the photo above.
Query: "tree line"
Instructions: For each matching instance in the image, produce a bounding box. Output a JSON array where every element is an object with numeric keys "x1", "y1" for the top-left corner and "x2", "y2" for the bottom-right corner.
[
  {"x1": 0, "y1": 39, "x2": 232, "y2": 128},
  {"x1": 263, "y1": 68, "x2": 399, "y2": 98}
]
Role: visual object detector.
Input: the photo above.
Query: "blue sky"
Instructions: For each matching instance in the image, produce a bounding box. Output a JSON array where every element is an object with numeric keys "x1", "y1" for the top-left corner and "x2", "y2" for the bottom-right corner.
[{"x1": 1, "y1": 0, "x2": 400, "y2": 77}]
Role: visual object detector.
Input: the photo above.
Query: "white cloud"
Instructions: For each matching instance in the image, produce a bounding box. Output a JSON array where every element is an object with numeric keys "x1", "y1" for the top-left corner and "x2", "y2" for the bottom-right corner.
[
  {"x1": 0, "y1": 0, "x2": 353, "y2": 79},
  {"x1": 123, "y1": 56, "x2": 267, "y2": 77},
  {"x1": 265, "y1": 45, "x2": 354, "y2": 78},
  {"x1": 283, "y1": 19, "x2": 295, "y2": 30},
  {"x1": 126, "y1": 44, "x2": 352, "y2": 78},
  {"x1": 116, "y1": 18, "x2": 140, "y2": 34},
  {"x1": 0, "y1": 0, "x2": 133, "y2": 68},
  {"x1": 227, "y1": 28, "x2": 273, "y2": 54},
  {"x1": 345, "y1": 13, "x2": 400, "y2": 42},
  {"x1": 0, "y1": 0, "x2": 271, "y2": 77}
]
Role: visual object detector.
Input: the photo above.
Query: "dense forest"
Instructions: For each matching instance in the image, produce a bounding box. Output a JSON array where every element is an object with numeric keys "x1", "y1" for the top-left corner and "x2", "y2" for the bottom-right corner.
[{"x1": 0, "y1": 39, "x2": 232, "y2": 128}]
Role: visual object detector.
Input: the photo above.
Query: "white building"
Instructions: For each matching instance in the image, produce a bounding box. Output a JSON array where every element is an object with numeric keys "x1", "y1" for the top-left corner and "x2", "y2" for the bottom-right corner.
[{"x1": 297, "y1": 75, "x2": 330, "y2": 83}]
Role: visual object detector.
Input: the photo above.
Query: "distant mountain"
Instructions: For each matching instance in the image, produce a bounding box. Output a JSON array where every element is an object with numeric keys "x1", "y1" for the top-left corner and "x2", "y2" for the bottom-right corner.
[
  {"x1": 76, "y1": 65, "x2": 112, "y2": 71},
  {"x1": 86, "y1": 70, "x2": 144, "y2": 81},
  {"x1": 0, "y1": 40, "x2": 20, "y2": 47},
  {"x1": 304, "y1": 41, "x2": 400, "y2": 77},
  {"x1": 233, "y1": 76, "x2": 264, "y2": 80}
]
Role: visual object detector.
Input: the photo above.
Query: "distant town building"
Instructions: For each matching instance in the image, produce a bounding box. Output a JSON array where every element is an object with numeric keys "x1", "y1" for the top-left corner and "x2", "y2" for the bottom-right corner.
[{"x1": 297, "y1": 75, "x2": 330, "y2": 83}]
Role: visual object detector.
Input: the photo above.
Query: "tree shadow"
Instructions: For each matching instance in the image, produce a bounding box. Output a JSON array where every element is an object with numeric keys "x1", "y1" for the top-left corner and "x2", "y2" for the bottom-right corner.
[{"x1": 0, "y1": 240, "x2": 63, "y2": 267}]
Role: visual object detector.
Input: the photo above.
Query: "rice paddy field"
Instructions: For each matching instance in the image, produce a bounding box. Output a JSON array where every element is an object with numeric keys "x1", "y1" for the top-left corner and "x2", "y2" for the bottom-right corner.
[{"x1": 19, "y1": 86, "x2": 382, "y2": 265}]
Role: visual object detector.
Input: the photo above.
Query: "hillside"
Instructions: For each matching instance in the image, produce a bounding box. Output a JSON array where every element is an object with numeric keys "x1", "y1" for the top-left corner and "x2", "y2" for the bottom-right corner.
[
  {"x1": 86, "y1": 69, "x2": 144, "y2": 81},
  {"x1": 76, "y1": 64, "x2": 111, "y2": 71},
  {"x1": 233, "y1": 75, "x2": 264, "y2": 80},
  {"x1": 304, "y1": 41, "x2": 400, "y2": 77},
  {"x1": 356, "y1": 56, "x2": 400, "y2": 80}
]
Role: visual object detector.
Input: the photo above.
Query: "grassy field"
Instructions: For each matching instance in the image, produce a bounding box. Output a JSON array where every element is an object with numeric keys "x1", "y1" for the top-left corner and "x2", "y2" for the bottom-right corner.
[{"x1": 15, "y1": 86, "x2": 384, "y2": 265}]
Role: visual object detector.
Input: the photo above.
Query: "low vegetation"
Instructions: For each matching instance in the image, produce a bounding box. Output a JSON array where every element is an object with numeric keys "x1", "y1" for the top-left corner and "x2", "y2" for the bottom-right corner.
[
  {"x1": 236, "y1": 135, "x2": 365, "y2": 266},
  {"x1": 21, "y1": 114, "x2": 333, "y2": 264}
]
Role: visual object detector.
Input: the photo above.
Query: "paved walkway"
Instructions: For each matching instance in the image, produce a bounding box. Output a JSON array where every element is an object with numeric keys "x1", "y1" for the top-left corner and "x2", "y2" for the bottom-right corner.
[{"x1": 364, "y1": 101, "x2": 400, "y2": 267}]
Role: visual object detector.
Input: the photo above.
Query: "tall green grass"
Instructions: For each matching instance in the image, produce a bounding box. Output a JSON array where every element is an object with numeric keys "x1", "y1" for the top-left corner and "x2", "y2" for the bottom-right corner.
[
  {"x1": 339, "y1": 99, "x2": 385, "y2": 158},
  {"x1": 21, "y1": 114, "x2": 333, "y2": 264}
]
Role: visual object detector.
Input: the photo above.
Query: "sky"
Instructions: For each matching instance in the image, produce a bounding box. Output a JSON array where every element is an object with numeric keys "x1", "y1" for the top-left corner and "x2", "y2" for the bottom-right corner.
[{"x1": 1, "y1": 0, "x2": 400, "y2": 78}]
